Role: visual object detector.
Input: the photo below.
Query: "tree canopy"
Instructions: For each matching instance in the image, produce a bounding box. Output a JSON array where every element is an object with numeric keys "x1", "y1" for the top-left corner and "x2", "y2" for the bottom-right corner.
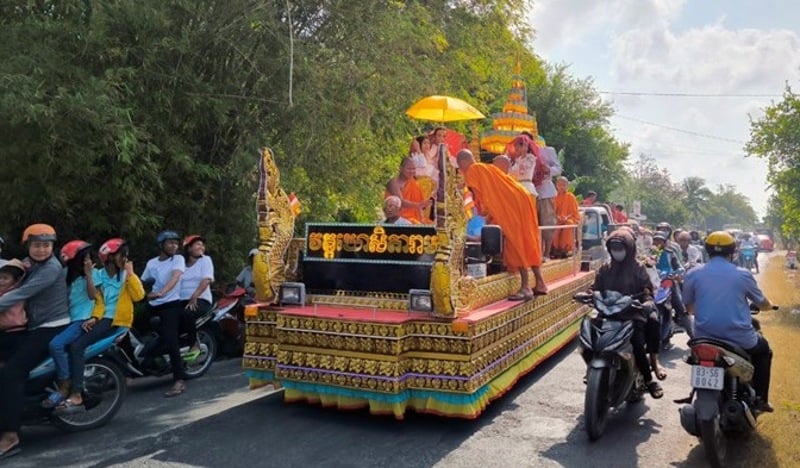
[
  {"x1": 0, "y1": 1, "x2": 628, "y2": 279},
  {"x1": 746, "y1": 85, "x2": 800, "y2": 243}
]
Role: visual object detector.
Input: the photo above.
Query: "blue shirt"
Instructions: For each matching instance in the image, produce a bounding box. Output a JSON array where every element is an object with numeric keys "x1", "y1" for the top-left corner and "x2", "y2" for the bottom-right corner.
[
  {"x1": 682, "y1": 256, "x2": 765, "y2": 349},
  {"x1": 68, "y1": 270, "x2": 102, "y2": 321},
  {"x1": 466, "y1": 213, "x2": 486, "y2": 238},
  {"x1": 98, "y1": 268, "x2": 126, "y2": 320}
]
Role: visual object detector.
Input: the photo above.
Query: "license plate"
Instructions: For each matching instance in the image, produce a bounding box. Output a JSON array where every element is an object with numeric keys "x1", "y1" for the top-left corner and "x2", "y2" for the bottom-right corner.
[{"x1": 691, "y1": 365, "x2": 724, "y2": 390}]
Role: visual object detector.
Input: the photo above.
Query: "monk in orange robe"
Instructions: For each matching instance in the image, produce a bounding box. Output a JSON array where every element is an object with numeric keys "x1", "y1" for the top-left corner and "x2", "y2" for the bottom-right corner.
[
  {"x1": 457, "y1": 150, "x2": 547, "y2": 299},
  {"x1": 552, "y1": 176, "x2": 581, "y2": 258},
  {"x1": 385, "y1": 156, "x2": 432, "y2": 224}
]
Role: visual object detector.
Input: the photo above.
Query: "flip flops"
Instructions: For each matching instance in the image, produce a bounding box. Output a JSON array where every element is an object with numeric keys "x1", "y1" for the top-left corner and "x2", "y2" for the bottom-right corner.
[
  {"x1": 647, "y1": 381, "x2": 664, "y2": 399},
  {"x1": 508, "y1": 291, "x2": 535, "y2": 301},
  {"x1": 164, "y1": 380, "x2": 187, "y2": 398},
  {"x1": 54, "y1": 398, "x2": 86, "y2": 415},
  {"x1": 42, "y1": 391, "x2": 66, "y2": 409},
  {"x1": 0, "y1": 442, "x2": 21, "y2": 460}
]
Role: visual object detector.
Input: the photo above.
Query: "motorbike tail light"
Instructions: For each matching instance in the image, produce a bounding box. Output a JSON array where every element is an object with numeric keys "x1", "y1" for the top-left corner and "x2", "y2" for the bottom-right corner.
[
  {"x1": 692, "y1": 343, "x2": 723, "y2": 366},
  {"x1": 661, "y1": 278, "x2": 673, "y2": 288}
]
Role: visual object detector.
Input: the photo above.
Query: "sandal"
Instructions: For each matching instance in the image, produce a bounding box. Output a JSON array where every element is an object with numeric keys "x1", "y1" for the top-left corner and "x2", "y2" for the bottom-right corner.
[
  {"x1": 533, "y1": 289, "x2": 548, "y2": 296},
  {"x1": 0, "y1": 442, "x2": 21, "y2": 460},
  {"x1": 647, "y1": 381, "x2": 664, "y2": 399},
  {"x1": 42, "y1": 391, "x2": 66, "y2": 409},
  {"x1": 183, "y1": 348, "x2": 202, "y2": 362},
  {"x1": 54, "y1": 398, "x2": 86, "y2": 414},
  {"x1": 164, "y1": 380, "x2": 187, "y2": 398},
  {"x1": 507, "y1": 292, "x2": 527, "y2": 301}
]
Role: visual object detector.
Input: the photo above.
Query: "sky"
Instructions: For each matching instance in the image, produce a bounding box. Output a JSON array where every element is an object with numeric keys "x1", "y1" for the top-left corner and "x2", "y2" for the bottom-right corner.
[{"x1": 528, "y1": 0, "x2": 800, "y2": 217}]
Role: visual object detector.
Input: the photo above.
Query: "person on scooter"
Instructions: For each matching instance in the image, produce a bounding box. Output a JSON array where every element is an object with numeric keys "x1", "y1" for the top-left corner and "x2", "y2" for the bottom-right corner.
[
  {"x1": 676, "y1": 231, "x2": 703, "y2": 271},
  {"x1": 236, "y1": 248, "x2": 259, "y2": 297},
  {"x1": 142, "y1": 230, "x2": 189, "y2": 398},
  {"x1": 42, "y1": 240, "x2": 103, "y2": 410},
  {"x1": 683, "y1": 231, "x2": 775, "y2": 413},
  {"x1": 593, "y1": 230, "x2": 666, "y2": 399},
  {"x1": 0, "y1": 224, "x2": 69, "y2": 459},
  {"x1": 652, "y1": 230, "x2": 693, "y2": 347}
]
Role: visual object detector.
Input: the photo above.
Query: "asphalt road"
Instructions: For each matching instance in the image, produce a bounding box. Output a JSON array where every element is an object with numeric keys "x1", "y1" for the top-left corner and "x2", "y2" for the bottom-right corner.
[{"x1": 5, "y1": 256, "x2": 775, "y2": 468}]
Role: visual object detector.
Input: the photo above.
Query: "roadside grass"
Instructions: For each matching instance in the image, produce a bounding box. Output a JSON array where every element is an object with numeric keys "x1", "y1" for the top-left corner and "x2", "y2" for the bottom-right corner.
[{"x1": 740, "y1": 253, "x2": 800, "y2": 467}]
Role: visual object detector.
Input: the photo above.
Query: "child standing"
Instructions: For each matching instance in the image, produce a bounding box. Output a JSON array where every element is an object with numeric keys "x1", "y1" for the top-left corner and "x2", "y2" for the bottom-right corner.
[
  {"x1": 55, "y1": 238, "x2": 144, "y2": 411},
  {"x1": 43, "y1": 241, "x2": 102, "y2": 409}
]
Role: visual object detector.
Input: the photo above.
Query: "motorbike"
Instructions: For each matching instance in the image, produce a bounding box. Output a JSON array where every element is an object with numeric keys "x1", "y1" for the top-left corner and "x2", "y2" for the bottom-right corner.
[
  {"x1": 22, "y1": 328, "x2": 128, "y2": 432},
  {"x1": 200, "y1": 286, "x2": 250, "y2": 357},
  {"x1": 108, "y1": 308, "x2": 217, "y2": 380},
  {"x1": 652, "y1": 269, "x2": 683, "y2": 349},
  {"x1": 740, "y1": 246, "x2": 758, "y2": 273},
  {"x1": 576, "y1": 290, "x2": 648, "y2": 441},
  {"x1": 676, "y1": 304, "x2": 779, "y2": 468}
]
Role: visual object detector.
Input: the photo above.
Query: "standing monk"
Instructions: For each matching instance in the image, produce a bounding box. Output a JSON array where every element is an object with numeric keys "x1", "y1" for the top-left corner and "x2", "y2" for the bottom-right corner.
[
  {"x1": 457, "y1": 150, "x2": 547, "y2": 299},
  {"x1": 552, "y1": 176, "x2": 581, "y2": 258},
  {"x1": 386, "y1": 157, "x2": 432, "y2": 225}
]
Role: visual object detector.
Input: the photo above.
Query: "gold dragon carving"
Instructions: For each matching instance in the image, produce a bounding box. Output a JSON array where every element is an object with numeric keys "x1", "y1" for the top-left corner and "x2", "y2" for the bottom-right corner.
[
  {"x1": 252, "y1": 147, "x2": 295, "y2": 303},
  {"x1": 429, "y1": 146, "x2": 471, "y2": 317}
]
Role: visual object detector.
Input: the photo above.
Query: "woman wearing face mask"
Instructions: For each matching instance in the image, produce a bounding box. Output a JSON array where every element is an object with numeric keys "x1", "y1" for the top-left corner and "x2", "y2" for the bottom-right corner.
[{"x1": 592, "y1": 230, "x2": 666, "y2": 399}]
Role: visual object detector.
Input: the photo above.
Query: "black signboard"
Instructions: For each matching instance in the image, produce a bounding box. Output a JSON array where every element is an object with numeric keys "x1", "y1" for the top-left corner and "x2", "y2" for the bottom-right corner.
[
  {"x1": 304, "y1": 223, "x2": 438, "y2": 265},
  {"x1": 302, "y1": 223, "x2": 438, "y2": 294}
]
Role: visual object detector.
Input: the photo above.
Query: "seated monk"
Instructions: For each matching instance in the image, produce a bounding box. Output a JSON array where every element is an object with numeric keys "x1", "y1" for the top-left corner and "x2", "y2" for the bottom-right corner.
[
  {"x1": 385, "y1": 157, "x2": 432, "y2": 225},
  {"x1": 456, "y1": 149, "x2": 547, "y2": 299},
  {"x1": 552, "y1": 176, "x2": 580, "y2": 258}
]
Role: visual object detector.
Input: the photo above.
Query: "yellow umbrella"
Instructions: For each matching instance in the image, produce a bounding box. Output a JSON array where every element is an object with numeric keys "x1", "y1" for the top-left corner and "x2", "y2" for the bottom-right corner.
[{"x1": 405, "y1": 95, "x2": 486, "y2": 123}]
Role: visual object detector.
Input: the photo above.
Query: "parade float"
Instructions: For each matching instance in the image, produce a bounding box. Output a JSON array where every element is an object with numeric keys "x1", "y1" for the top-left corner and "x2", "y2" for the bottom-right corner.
[{"x1": 241, "y1": 87, "x2": 595, "y2": 419}]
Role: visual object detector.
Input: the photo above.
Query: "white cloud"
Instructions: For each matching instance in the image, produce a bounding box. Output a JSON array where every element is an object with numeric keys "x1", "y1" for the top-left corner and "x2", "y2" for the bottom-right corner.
[{"x1": 528, "y1": 0, "x2": 800, "y2": 216}]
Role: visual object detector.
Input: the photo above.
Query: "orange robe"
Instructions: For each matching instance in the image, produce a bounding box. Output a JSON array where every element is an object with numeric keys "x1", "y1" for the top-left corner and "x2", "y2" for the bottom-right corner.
[
  {"x1": 464, "y1": 163, "x2": 542, "y2": 268},
  {"x1": 553, "y1": 191, "x2": 580, "y2": 255},
  {"x1": 385, "y1": 177, "x2": 428, "y2": 224}
]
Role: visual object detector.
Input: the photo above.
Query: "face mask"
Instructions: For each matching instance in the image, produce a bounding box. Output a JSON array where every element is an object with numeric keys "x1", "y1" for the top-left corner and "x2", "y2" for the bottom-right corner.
[{"x1": 610, "y1": 249, "x2": 627, "y2": 262}]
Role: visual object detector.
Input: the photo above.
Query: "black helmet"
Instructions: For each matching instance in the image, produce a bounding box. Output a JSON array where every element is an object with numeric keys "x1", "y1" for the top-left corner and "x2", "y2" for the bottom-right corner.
[{"x1": 656, "y1": 222, "x2": 672, "y2": 238}]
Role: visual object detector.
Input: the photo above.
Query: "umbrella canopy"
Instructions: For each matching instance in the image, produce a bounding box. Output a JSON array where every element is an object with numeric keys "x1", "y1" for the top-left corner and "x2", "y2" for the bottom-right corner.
[{"x1": 406, "y1": 95, "x2": 485, "y2": 123}]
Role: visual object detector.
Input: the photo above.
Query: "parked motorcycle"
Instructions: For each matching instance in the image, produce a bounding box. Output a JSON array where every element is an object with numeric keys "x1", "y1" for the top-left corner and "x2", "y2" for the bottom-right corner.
[
  {"x1": 576, "y1": 290, "x2": 648, "y2": 441},
  {"x1": 22, "y1": 328, "x2": 127, "y2": 432},
  {"x1": 740, "y1": 246, "x2": 758, "y2": 273},
  {"x1": 108, "y1": 309, "x2": 216, "y2": 380},
  {"x1": 676, "y1": 303, "x2": 779, "y2": 467},
  {"x1": 200, "y1": 286, "x2": 250, "y2": 357}
]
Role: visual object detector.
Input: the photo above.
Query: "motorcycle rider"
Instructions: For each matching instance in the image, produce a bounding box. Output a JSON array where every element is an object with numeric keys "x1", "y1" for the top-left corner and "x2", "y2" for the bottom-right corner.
[
  {"x1": 141, "y1": 230, "x2": 189, "y2": 397},
  {"x1": 592, "y1": 230, "x2": 665, "y2": 398},
  {"x1": 739, "y1": 232, "x2": 759, "y2": 272},
  {"x1": 683, "y1": 231, "x2": 774, "y2": 413},
  {"x1": 676, "y1": 231, "x2": 703, "y2": 271},
  {"x1": 652, "y1": 224, "x2": 693, "y2": 346},
  {"x1": 0, "y1": 224, "x2": 69, "y2": 459}
]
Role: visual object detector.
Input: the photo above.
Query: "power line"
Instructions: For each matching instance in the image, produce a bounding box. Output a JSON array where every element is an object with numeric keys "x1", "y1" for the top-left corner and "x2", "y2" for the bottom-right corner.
[
  {"x1": 614, "y1": 115, "x2": 747, "y2": 144},
  {"x1": 600, "y1": 91, "x2": 780, "y2": 98}
]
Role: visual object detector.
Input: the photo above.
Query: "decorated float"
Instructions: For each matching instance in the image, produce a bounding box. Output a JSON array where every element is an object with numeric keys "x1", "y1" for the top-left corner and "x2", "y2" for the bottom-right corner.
[{"x1": 241, "y1": 130, "x2": 596, "y2": 418}]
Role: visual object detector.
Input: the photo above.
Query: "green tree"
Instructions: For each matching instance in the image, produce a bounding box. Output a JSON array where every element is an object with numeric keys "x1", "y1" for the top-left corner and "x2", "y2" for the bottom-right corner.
[
  {"x1": 681, "y1": 176, "x2": 713, "y2": 228},
  {"x1": 745, "y1": 85, "x2": 800, "y2": 241}
]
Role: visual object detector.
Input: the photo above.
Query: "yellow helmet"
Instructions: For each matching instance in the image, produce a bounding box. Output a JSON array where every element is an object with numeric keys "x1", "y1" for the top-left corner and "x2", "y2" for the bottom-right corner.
[{"x1": 704, "y1": 231, "x2": 736, "y2": 256}]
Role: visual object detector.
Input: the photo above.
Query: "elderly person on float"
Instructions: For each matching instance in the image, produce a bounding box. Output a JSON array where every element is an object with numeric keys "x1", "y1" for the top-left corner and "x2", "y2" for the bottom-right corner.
[
  {"x1": 381, "y1": 196, "x2": 412, "y2": 225},
  {"x1": 456, "y1": 149, "x2": 547, "y2": 300}
]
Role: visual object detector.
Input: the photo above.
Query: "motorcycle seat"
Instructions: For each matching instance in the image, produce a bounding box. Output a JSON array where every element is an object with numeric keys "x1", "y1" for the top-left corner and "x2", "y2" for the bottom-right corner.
[
  {"x1": 688, "y1": 337, "x2": 751, "y2": 361},
  {"x1": 28, "y1": 327, "x2": 129, "y2": 380}
]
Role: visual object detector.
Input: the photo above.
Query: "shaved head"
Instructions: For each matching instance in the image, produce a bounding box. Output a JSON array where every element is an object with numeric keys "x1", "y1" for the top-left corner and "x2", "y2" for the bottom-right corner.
[{"x1": 493, "y1": 155, "x2": 511, "y2": 173}]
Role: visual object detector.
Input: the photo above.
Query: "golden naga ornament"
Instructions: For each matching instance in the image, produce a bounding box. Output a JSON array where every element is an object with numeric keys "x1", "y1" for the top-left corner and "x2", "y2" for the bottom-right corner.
[{"x1": 252, "y1": 147, "x2": 295, "y2": 303}]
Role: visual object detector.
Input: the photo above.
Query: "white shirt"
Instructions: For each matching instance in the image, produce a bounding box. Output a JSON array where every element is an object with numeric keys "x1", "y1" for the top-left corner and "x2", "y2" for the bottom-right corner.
[
  {"x1": 509, "y1": 153, "x2": 538, "y2": 197},
  {"x1": 142, "y1": 255, "x2": 186, "y2": 306},
  {"x1": 535, "y1": 146, "x2": 562, "y2": 200},
  {"x1": 681, "y1": 244, "x2": 703, "y2": 269},
  {"x1": 179, "y1": 256, "x2": 214, "y2": 303}
]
